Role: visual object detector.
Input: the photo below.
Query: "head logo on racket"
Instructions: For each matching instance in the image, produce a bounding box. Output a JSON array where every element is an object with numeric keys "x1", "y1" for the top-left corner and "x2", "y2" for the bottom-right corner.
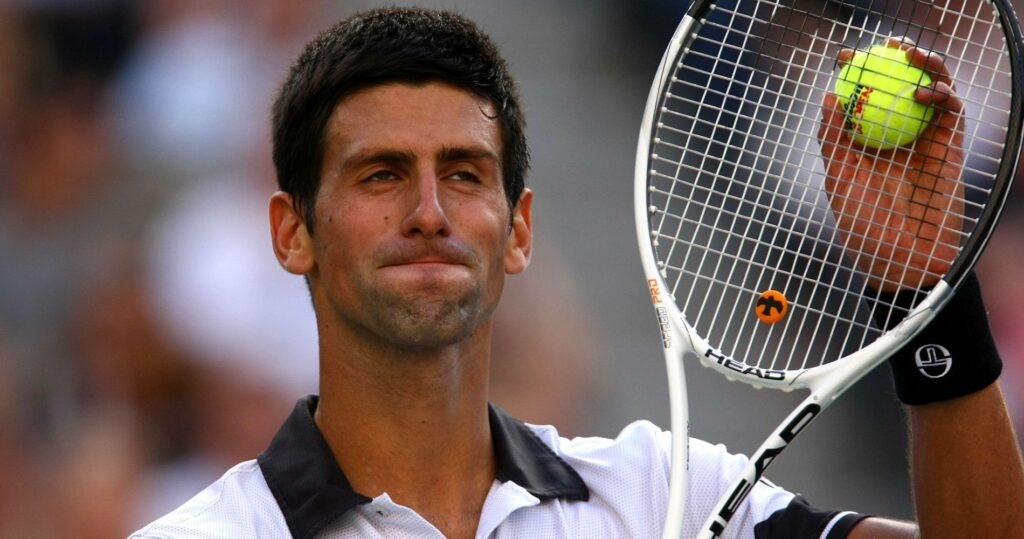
[{"x1": 755, "y1": 290, "x2": 788, "y2": 324}]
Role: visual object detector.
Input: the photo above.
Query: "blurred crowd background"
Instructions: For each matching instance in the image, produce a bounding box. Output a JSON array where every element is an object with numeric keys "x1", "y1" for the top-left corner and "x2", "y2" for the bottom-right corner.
[{"x1": 0, "y1": 1, "x2": 1020, "y2": 537}]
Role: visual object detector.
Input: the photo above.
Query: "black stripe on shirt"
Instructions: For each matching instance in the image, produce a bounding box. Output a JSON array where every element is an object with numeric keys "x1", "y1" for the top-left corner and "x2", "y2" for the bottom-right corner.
[{"x1": 754, "y1": 495, "x2": 869, "y2": 539}]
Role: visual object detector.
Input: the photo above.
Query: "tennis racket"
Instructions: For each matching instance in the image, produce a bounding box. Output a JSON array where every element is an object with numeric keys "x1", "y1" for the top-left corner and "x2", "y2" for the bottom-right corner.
[{"x1": 633, "y1": 1, "x2": 1023, "y2": 537}]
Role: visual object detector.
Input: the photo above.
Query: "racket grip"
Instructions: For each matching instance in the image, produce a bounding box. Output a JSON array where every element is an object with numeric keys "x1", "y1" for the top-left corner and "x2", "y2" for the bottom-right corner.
[{"x1": 872, "y1": 272, "x2": 1003, "y2": 405}]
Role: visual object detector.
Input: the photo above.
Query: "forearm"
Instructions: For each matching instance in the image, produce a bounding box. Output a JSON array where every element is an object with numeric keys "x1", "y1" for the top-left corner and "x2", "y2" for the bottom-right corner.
[
  {"x1": 849, "y1": 381, "x2": 1023, "y2": 539},
  {"x1": 905, "y1": 381, "x2": 1024, "y2": 538}
]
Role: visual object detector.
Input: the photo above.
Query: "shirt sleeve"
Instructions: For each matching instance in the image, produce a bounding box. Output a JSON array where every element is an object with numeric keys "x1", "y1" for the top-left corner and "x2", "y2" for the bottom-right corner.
[
  {"x1": 680, "y1": 436, "x2": 868, "y2": 538},
  {"x1": 753, "y1": 495, "x2": 870, "y2": 539}
]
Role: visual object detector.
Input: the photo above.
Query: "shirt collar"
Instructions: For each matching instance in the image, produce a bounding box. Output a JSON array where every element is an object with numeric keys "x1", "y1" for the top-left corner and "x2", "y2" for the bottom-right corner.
[{"x1": 257, "y1": 395, "x2": 589, "y2": 539}]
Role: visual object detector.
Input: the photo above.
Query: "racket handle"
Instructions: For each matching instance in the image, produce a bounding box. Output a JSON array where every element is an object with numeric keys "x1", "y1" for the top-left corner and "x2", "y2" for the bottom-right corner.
[{"x1": 662, "y1": 351, "x2": 690, "y2": 539}]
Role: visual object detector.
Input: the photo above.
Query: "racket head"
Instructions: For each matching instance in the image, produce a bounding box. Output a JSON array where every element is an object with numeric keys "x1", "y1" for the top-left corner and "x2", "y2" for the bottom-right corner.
[{"x1": 636, "y1": 0, "x2": 1023, "y2": 392}]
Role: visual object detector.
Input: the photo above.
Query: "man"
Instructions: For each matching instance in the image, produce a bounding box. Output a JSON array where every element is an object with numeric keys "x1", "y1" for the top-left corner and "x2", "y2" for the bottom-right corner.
[{"x1": 132, "y1": 7, "x2": 1024, "y2": 538}]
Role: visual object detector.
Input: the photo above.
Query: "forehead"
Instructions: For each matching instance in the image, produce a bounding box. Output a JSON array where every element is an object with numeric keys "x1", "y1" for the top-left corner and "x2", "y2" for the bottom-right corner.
[{"x1": 323, "y1": 82, "x2": 503, "y2": 162}]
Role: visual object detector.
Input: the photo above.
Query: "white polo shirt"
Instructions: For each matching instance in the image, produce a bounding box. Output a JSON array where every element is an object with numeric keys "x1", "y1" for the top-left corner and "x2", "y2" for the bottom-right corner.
[{"x1": 131, "y1": 396, "x2": 865, "y2": 538}]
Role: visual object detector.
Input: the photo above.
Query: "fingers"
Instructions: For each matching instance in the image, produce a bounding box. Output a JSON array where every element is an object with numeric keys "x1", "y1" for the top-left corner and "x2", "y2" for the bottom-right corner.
[
  {"x1": 817, "y1": 92, "x2": 848, "y2": 147},
  {"x1": 817, "y1": 92, "x2": 854, "y2": 184},
  {"x1": 835, "y1": 36, "x2": 914, "y2": 69},
  {"x1": 836, "y1": 47, "x2": 855, "y2": 67},
  {"x1": 831, "y1": 36, "x2": 964, "y2": 147},
  {"x1": 916, "y1": 80, "x2": 963, "y2": 114},
  {"x1": 916, "y1": 79, "x2": 966, "y2": 159},
  {"x1": 884, "y1": 35, "x2": 916, "y2": 50},
  {"x1": 840, "y1": 36, "x2": 956, "y2": 92},
  {"x1": 906, "y1": 47, "x2": 955, "y2": 88}
]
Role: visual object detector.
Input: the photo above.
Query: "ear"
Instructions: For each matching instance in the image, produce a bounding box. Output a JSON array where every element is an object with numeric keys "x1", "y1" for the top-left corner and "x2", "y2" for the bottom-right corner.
[
  {"x1": 269, "y1": 191, "x2": 315, "y2": 275},
  {"x1": 504, "y1": 188, "x2": 533, "y2": 275}
]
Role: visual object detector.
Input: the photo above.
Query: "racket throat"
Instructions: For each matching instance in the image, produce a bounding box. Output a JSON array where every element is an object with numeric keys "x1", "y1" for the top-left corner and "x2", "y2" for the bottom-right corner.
[
  {"x1": 701, "y1": 402, "x2": 823, "y2": 538},
  {"x1": 703, "y1": 348, "x2": 788, "y2": 382}
]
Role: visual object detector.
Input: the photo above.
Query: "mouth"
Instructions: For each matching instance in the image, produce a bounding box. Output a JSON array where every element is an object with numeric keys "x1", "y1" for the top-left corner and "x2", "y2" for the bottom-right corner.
[
  {"x1": 376, "y1": 258, "x2": 475, "y2": 289},
  {"x1": 376, "y1": 242, "x2": 477, "y2": 270},
  {"x1": 381, "y1": 258, "x2": 467, "y2": 269}
]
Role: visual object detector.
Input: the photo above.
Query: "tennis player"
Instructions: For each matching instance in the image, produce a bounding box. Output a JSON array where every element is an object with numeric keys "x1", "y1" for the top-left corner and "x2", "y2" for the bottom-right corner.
[{"x1": 132, "y1": 7, "x2": 1023, "y2": 538}]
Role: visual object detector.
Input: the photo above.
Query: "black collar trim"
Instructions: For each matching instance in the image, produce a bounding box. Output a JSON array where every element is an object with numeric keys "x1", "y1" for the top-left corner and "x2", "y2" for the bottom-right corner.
[{"x1": 257, "y1": 395, "x2": 589, "y2": 539}]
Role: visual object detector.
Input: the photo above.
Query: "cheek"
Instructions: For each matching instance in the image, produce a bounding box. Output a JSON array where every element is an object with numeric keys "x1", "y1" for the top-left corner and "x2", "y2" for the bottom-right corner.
[
  {"x1": 313, "y1": 204, "x2": 363, "y2": 265},
  {"x1": 480, "y1": 213, "x2": 515, "y2": 267}
]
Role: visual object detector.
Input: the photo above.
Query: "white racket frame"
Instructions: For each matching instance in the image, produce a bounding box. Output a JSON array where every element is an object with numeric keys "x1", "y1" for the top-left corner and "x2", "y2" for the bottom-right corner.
[{"x1": 633, "y1": 8, "x2": 958, "y2": 538}]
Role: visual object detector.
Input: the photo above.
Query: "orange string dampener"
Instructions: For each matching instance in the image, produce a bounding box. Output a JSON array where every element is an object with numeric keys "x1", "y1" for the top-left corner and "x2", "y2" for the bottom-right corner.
[{"x1": 755, "y1": 290, "x2": 788, "y2": 324}]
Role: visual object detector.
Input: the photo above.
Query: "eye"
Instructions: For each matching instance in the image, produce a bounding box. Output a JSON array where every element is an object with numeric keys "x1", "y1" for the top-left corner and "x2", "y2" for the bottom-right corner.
[
  {"x1": 448, "y1": 170, "x2": 481, "y2": 183},
  {"x1": 364, "y1": 170, "x2": 399, "y2": 183}
]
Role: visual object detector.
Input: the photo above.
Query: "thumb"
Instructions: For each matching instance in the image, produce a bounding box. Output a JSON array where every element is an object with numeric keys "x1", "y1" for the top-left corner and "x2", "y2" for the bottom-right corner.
[{"x1": 818, "y1": 92, "x2": 851, "y2": 161}]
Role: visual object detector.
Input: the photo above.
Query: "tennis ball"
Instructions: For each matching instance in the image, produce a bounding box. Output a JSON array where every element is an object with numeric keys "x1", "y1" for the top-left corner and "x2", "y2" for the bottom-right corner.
[{"x1": 834, "y1": 45, "x2": 934, "y2": 150}]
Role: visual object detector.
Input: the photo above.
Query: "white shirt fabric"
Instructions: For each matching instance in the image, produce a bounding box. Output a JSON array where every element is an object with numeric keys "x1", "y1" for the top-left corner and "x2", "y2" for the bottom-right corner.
[{"x1": 131, "y1": 396, "x2": 864, "y2": 538}]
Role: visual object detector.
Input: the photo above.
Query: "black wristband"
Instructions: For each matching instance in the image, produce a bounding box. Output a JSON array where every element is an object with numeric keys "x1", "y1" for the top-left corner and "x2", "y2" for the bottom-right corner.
[{"x1": 870, "y1": 272, "x2": 1002, "y2": 405}]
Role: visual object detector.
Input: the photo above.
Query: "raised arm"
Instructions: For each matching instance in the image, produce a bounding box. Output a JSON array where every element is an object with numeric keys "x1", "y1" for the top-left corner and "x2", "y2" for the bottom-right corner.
[{"x1": 819, "y1": 39, "x2": 1024, "y2": 538}]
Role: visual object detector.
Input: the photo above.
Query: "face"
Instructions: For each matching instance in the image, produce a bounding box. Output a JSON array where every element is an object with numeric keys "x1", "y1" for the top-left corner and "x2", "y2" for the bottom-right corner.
[{"x1": 270, "y1": 82, "x2": 532, "y2": 353}]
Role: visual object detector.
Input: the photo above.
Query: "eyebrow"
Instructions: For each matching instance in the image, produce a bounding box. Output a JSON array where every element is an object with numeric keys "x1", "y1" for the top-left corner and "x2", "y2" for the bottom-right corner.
[
  {"x1": 344, "y1": 149, "x2": 416, "y2": 170},
  {"x1": 344, "y1": 145, "x2": 500, "y2": 171},
  {"x1": 436, "y1": 145, "x2": 501, "y2": 166}
]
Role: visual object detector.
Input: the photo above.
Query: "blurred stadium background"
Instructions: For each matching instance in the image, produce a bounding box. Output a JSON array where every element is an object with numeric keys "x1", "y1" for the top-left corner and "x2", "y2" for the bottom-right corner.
[{"x1": 0, "y1": 1, "x2": 1021, "y2": 536}]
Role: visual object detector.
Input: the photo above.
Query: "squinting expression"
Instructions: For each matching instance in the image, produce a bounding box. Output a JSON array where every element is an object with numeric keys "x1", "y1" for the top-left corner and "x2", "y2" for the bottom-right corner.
[{"x1": 308, "y1": 82, "x2": 531, "y2": 352}]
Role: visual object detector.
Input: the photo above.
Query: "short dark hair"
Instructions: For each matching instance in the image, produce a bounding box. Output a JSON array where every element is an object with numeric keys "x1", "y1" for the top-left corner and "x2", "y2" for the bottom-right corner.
[{"x1": 271, "y1": 7, "x2": 529, "y2": 233}]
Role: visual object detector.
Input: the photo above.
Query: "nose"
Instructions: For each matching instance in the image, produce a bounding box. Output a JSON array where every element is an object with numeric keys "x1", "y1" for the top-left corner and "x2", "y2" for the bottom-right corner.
[{"x1": 400, "y1": 173, "x2": 450, "y2": 238}]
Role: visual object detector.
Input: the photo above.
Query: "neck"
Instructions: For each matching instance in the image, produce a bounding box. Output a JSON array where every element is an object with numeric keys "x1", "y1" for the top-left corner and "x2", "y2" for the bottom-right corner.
[{"x1": 315, "y1": 324, "x2": 496, "y2": 537}]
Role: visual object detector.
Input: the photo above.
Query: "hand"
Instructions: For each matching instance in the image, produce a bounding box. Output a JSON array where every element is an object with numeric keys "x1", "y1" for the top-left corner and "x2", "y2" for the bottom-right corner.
[{"x1": 818, "y1": 38, "x2": 966, "y2": 292}]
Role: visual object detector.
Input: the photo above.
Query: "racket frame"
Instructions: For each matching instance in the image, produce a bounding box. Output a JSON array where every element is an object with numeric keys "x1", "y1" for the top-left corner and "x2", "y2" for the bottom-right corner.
[
  {"x1": 634, "y1": 0, "x2": 1024, "y2": 537},
  {"x1": 635, "y1": 11, "x2": 695, "y2": 539}
]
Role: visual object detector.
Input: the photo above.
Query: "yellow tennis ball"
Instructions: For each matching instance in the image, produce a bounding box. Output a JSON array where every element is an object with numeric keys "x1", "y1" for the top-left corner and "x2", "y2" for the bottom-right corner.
[{"x1": 834, "y1": 45, "x2": 934, "y2": 150}]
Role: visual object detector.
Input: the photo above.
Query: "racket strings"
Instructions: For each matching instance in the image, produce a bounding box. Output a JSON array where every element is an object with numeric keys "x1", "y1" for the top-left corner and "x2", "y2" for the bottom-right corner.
[
  {"x1": 647, "y1": 0, "x2": 1013, "y2": 373},
  {"x1": 662, "y1": 7, "x2": 771, "y2": 324}
]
